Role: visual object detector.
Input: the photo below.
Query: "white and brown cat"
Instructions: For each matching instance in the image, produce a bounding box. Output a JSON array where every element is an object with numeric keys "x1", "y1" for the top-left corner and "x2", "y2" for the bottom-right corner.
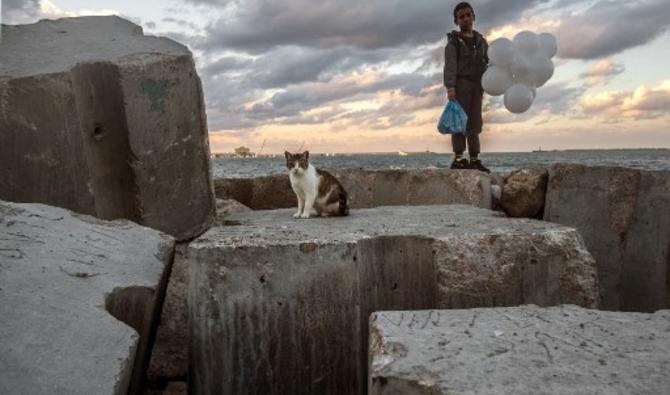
[{"x1": 285, "y1": 151, "x2": 349, "y2": 218}]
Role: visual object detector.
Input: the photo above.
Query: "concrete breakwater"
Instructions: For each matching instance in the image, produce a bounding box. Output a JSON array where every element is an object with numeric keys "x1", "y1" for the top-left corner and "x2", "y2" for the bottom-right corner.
[
  {"x1": 1, "y1": 14, "x2": 669, "y2": 395},
  {"x1": 215, "y1": 165, "x2": 670, "y2": 313},
  {"x1": 187, "y1": 205, "x2": 598, "y2": 394}
]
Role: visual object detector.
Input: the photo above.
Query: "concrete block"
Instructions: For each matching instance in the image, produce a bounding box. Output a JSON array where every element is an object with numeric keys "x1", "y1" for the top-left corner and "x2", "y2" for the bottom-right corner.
[
  {"x1": 214, "y1": 169, "x2": 492, "y2": 210},
  {"x1": 188, "y1": 205, "x2": 597, "y2": 394},
  {"x1": 147, "y1": 199, "x2": 251, "y2": 387},
  {"x1": 369, "y1": 305, "x2": 670, "y2": 395},
  {"x1": 0, "y1": 200, "x2": 174, "y2": 395},
  {"x1": 501, "y1": 167, "x2": 548, "y2": 218},
  {"x1": 544, "y1": 164, "x2": 670, "y2": 311},
  {"x1": 0, "y1": 16, "x2": 215, "y2": 241}
]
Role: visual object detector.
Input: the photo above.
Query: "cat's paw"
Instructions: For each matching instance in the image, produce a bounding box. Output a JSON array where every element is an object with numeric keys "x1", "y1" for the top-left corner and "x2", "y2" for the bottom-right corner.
[
  {"x1": 299, "y1": 212, "x2": 311, "y2": 219},
  {"x1": 293, "y1": 212, "x2": 301, "y2": 218}
]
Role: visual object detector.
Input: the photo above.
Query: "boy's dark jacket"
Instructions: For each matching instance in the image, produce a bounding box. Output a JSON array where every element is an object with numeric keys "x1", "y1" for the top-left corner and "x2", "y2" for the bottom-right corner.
[{"x1": 443, "y1": 30, "x2": 489, "y2": 89}]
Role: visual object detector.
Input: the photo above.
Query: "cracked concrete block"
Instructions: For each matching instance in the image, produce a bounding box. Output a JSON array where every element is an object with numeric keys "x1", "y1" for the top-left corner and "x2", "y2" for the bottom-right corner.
[
  {"x1": 0, "y1": 200, "x2": 174, "y2": 395},
  {"x1": 369, "y1": 305, "x2": 670, "y2": 395},
  {"x1": 214, "y1": 169, "x2": 491, "y2": 210},
  {"x1": 544, "y1": 164, "x2": 670, "y2": 311},
  {"x1": 0, "y1": 16, "x2": 215, "y2": 241},
  {"x1": 188, "y1": 205, "x2": 597, "y2": 394}
]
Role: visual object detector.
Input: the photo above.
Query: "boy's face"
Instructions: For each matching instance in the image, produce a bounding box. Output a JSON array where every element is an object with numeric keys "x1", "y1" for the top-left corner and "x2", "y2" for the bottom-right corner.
[{"x1": 455, "y1": 7, "x2": 474, "y2": 31}]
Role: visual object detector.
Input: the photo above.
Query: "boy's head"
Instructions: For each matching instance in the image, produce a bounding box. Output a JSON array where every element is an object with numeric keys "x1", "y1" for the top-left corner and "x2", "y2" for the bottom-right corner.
[{"x1": 453, "y1": 2, "x2": 475, "y2": 30}]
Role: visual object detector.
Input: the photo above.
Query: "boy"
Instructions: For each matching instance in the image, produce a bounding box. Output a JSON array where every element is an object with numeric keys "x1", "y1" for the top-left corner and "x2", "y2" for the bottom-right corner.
[{"x1": 444, "y1": 2, "x2": 490, "y2": 172}]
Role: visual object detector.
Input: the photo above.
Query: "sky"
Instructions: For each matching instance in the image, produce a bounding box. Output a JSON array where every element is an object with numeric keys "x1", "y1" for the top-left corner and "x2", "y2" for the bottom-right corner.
[{"x1": 2, "y1": 0, "x2": 670, "y2": 153}]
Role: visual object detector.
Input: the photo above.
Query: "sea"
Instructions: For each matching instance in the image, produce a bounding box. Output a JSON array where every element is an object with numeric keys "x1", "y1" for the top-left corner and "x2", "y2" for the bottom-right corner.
[{"x1": 212, "y1": 149, "x2": 670, "y2": 179}]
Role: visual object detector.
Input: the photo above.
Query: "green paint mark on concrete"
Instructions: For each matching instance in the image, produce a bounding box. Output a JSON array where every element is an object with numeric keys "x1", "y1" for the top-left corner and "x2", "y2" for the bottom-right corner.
[{"x1": 141, "y1": 79, "x2": 175, "y2": 113}]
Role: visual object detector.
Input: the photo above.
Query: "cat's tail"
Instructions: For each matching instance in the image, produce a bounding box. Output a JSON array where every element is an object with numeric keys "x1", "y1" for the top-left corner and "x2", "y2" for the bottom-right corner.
[{"x1": 338, "y1": 191, "x2": 349, "y2": 216}]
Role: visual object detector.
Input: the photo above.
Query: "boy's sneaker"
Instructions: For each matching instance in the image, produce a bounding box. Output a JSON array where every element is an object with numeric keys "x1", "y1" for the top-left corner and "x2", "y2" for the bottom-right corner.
[
  {"x1": 450, "y1": 157, "x2": 469, "y2": 170},
  {"x1": 469, "y1": 158, "x2": 490, "y2": 173}
]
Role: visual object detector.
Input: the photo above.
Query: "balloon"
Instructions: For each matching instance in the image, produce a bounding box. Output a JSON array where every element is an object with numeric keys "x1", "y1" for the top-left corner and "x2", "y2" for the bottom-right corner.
[
  {"x1": 504, "y1": 84, "x2": 534, "y2": 114},
  {"x1": 510, "y1": 54, "x2": 535, "y2": 86},
  {"x1": 513, "y1": 31, "x2": 539, "y2": 56},
  {"x1": 538, "y1": 32, "x2": 558, "y2": 58},
  {"x1": 488, "y1": 38, "x2": 515, "y2": 67},
  {"x1": 482, "y1": 66, "x2": 513, "y2": 96},
  {"x1": 529, "y1": 55, "x2": 554, "y2": 87}
]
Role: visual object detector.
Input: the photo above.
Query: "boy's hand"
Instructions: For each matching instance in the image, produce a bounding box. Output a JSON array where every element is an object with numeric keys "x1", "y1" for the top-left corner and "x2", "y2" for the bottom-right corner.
[{"x1": 447, "y1": 88, "x2": 456, "y2": 101}]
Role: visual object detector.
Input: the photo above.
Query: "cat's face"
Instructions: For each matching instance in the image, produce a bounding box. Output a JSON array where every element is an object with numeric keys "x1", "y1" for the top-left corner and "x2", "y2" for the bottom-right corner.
[{"x1": 285, "y1": 151, "x2": 309, "y2": 175}]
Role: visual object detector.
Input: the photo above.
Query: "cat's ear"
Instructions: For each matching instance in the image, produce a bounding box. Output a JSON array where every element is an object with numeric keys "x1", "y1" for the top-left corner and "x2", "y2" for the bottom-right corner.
[
  {"x1": 284, "y1": 151, "x2": 290, "y2": 160},
  {"x1": 304, "y1": 151, "x2": 309, "y2": 161}
]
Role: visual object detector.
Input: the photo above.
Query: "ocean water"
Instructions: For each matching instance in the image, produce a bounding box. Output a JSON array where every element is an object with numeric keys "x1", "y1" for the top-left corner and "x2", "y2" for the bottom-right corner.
[{"x1": 212, "y1": 149, "x2": 670, "y2": 179}]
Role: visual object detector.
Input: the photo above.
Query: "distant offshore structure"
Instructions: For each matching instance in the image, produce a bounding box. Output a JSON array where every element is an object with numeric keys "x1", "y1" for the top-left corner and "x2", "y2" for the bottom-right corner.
[
  {"x1": 212, "y1": 146, "x2": 282, "y2": 159},
  {"x1": 234, "y1": 146, "x2": 254, "y2": 158}
]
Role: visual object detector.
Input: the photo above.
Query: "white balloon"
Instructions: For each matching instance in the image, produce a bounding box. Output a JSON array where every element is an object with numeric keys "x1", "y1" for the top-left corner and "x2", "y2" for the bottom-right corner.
[
  {"x1": 513, "y1": 31, "x2": 540, "y2": 56},
  {"x1": 504, "y1": 84, "x2": 534, "y2": 114},
  {"x1": 510, "y1": 54, "x2": 535, "y2": 86},
  {"x1": 488, "y1": 38, "x2": 515, "y2": 67},
  {"x1": 529, "y1": 55, "x2": 554, "y2": 87},
  {"x1": 538, "y1": 32, "x2": 558, "y2": 58},
  {"x1": 482, "y1": 66, "x2": 513, "y2": 96}
]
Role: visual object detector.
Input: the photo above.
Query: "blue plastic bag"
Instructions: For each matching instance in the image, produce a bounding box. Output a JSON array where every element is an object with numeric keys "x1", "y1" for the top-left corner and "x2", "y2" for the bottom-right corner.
[{"x1": 437, "y1": 100, "x2": 467, "y2": 135}]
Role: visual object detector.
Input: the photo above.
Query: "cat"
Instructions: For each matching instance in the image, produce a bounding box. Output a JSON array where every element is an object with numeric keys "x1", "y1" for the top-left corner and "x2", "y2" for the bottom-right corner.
[{"x1": 285, "y1": 151, "x2": 349, "y2": 218}]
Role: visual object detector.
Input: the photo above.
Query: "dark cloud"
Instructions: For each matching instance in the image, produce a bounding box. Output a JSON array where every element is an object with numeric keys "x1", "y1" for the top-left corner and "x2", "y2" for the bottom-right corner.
[
  {"x1": 556, "y1": 0, "x2": 670, "y2": 59},
  {"x1": 196, "y1": 0, "x2": 549, "y2": 53},
  {"x1": 210, "y1": 71, "x2": 441, "y2": 131},
  {"x1": 2, "y1": 0, "x2": 40, "y2": 24},
  {"x1": 269, "y1": 73, "x2": 435, "y2": 112},
  {"x1": 199, "y1": 45, "x2": 397, "y2": 90},
  {"x1": 248, "y1": 46, "x2": 392, "y2": 89}
]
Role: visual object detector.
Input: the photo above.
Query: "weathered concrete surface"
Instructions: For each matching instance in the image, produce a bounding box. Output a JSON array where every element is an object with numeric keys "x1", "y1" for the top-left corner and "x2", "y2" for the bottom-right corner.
[
  {"x1": 188, "y1": 205, "x2": 597, "y2": 394},
  {"x1": 214, "y1": 169, "x2": 492, "y2": 210},
  {"x1": 0, "y1": 200, "x2": 174, "y2": 395},
  {"x1": 544, "y1": 164, "x2": 670, "y2": 311},
  {"x1": 213, "y1": 198, "x2": 252, "y2": 225},
  {"x1": 0, "y1": 16, "x2": 215, "y2": 241},
  {"x1": 147, "y1": 198, "x2": 250, "y2": 390},
  {"x1": 369, "y1": 305, "x2": 670, "y2": 395},
  {"x1": 501, "y1": 167, "x2": 548, "y2": 218}
]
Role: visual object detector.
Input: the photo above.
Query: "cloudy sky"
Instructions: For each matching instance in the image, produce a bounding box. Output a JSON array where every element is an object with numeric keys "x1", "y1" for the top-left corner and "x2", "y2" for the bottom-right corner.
[{"x1": 3, "y1": 0, "x2": 670, "y2": 153}]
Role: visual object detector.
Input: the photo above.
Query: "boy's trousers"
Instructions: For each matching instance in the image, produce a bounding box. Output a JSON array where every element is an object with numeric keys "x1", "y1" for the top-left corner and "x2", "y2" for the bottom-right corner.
[{"x1": 451, "y1": 78, "x2": 483, "y2": 156}]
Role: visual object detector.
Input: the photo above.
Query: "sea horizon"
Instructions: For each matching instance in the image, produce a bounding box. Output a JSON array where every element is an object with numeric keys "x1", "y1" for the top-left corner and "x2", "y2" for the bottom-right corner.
[
  {"x1": 211, "y1": 147, "x2": 670, "y2": 156},
  {"x1": 212, "y1": 148, "x2": 670, "y2": 178}
]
